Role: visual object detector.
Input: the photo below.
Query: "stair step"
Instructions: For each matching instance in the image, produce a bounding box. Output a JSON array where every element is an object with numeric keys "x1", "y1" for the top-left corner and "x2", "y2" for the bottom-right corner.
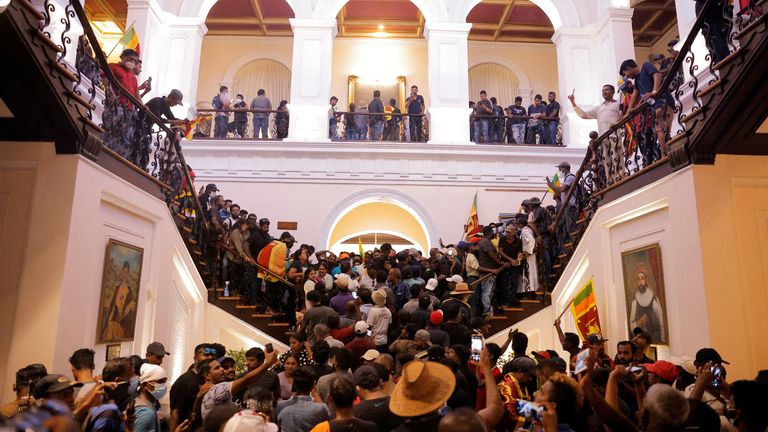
[
  {"x1": 569, "y1": 231, "x2": 580, "y2": 237},
  {"x1": 285, "y1": 331, "x2": 295, "y2": 336},
  {"x1": 564, "y1": 242, "x2": 574, "y2": 249},
  {"x1": 552, "y1": 264, "x2": 562, "y2": 269},
  {"x1": 218, "y1": 296, "x2": 241, "y2": 301},
  {"x1": 252, "y1": 314, "x2": 275, "y2": 318},
  {"x1": 735, "y1": 13, "x2": 768, "y2": 40},
  {"x1": 188, "y1": 238, "x2": 198, "y2": 245},
  {"x1": 697, "y1": 79, "x2": 723, "y2": 99},
  {"x1": 488, "y1": 315, "x2": 507, "y2": 320},
  {"x1": 520, "y1": 299, "x2": 541, "y2": 303},
  {"x1": 713, "y1": 49, "x2": 743, "y2": 71},
  {"x1": 78, "y1": 116, "x2": 104, "y2": 133},
  {"x1": 50, "y1": 60, "x2": 77, "y2": 82},
  {"x1": 66, "y1": 89, "x2": 95, "y2": 110},
  {"x1": 535, "y1": 292, "x2": 553, "y2": 296},
  {"x1": 268, "y1": 322, "x2": 290, "y2": 327},
  {"x1": 502, "y1": 307, "x2": 525, "y2": 312},
  {"x1": 198, "y1": 260, "x2": 207, "y2": 267},
  {"x1": 682, "y1": 107, "x2": 705, "y2": 124},
  {"x1": 182, "y1": 226, "x2": 192, "y2": 234},
  {"x1": 194, "y1": 249, "x2": 202, "y2": 256},
  {"x1": 235, "y1": 305, "x2": 257, "y2": 309},
  {"x1": 557, "y1": 254, "x2": 567, "y2": 259},
  {"x1": 576, "y1": 218, "x2": 587, "y2": 225},
  {"x1": 175, "y1": 212, "x2": 188, "y2": 221}
]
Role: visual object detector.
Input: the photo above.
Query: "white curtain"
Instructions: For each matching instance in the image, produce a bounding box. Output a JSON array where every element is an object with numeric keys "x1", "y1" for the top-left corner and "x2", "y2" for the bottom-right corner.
[
  {"x1": 231, "y1": 59, "x2": 291, "y2": 138},
  {"x1": 468, "y1": 63, "x2": 520, "y2": 108}
]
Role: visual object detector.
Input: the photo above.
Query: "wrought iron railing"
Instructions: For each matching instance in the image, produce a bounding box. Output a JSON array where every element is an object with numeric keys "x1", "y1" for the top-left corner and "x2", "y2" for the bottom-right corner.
[
  {"x1": 470, "y1": 114, "x2": 563, "y2": 145},
  {"x1": 539, "y1": 0, "x2": 764, "y2": 290},
  {"x1": 332, "y1": 111, "x2": 429, "y2": 142},
  {"x1": 195, "y1": 108, "x2": 289, "y2": 140},
  {"x1": 28, "y1": 0, "x2": 213, "y2": 280}
]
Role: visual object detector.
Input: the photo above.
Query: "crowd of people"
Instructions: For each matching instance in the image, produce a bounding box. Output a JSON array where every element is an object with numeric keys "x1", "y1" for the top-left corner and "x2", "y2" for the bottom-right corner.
[
  {"x1": 4, "y1": 318, "x2": 767, "y2": 432},
  {"x1": 210, "y1": 87, "x2": 289, "y2": 140},
  {"x1": 469, "y1": 91, "x2": 562, "y2": 146}
]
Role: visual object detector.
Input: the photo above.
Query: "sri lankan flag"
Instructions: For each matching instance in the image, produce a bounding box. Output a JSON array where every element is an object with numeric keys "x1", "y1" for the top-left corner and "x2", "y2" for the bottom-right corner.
[
  {"x1": 119, "y1": 25, "x2": 141, "y2": 55},
  {"x1": 256, "y1": 240, "x2": 287, "y2": 282},
  {"x1": 463, "y1": 192, "x2": 480, "y2": 241},
  {"x1": 184, "y1": 114, "x2": 211, "y2": 140},
  {"x1": 548, "y1": 172, "x2": 560, "y2": 194},
  {"x1": 570, "y1": 278, "x2": 602, "y2": 339},
  {"x1": 358, "y1": 237, "x2": 365, "y2": 262}
]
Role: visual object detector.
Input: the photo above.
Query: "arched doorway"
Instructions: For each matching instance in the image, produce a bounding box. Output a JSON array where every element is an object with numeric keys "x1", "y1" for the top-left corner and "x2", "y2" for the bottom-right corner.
[
  {"x1": 469, "y1": 62, "x2": 521, "y2": 109},
  {"x1": 318, "y1": 189, "x2": 437, "y2": 254}
]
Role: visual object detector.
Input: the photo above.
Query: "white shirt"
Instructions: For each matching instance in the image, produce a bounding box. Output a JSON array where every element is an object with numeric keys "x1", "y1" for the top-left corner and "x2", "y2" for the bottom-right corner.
[
  {"x1": 366, "y1": 306, "x2": 392, "y2": 346},
  {"x1": 573, "y1": 99, "x2": 620, "y2": 135}
]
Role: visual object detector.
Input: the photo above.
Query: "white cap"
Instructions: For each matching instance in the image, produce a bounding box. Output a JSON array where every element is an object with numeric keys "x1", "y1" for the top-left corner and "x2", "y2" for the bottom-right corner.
[
  {"x1": 425, "y1": 278, "x2": 438, "y2": 291},
  {"x1": 446, "y1": 275, "x2": 464, "y2": 284},
  {"x1": 354, "y1": 321, "x2": 369, "y2": 335},
  {"x1": 361, "y1": 349, "x2": 380, "y2": 361},
  {"x1": 670, "y1": 356, "x2": 696, "y2": 375},
  {"x1": 222, "y1": 411, "x2": 270, "y2": 432},
  {"x1": 139, "y1": 363, "x2": 168, "y2": 384}
]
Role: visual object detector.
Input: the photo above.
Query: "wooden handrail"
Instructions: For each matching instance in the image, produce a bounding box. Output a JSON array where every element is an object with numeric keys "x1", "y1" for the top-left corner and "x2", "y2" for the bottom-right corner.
[{"x1": 220, "y1": 242, "x2": 296, "y2": 288}]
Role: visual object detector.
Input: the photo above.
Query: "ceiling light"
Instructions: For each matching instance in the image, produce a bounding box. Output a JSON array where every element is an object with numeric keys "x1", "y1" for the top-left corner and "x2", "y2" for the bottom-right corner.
[
  {"x1": 378, "y1": 24, "x2": 384, "y2": 30},
  {"x1": 372, "y1": 31, "x2": 389, "y2": 38}
]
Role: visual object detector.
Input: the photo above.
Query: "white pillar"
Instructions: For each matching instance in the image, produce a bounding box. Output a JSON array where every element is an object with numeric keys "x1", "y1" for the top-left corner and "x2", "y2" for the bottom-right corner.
[
  {"x1": 424, "y1": 22, "x2": 472, "y2": 145},
  {"x1": 597, "y1": 8, "x2": 635, "y2": 90},
  {"x1": 552, "y1": 27, "x2": 600, "y2": 147},
  {"x1": 127, "y1": 0, "x2": 207, "y2": 119},
  {"x1": 287, "y1": 18, "x2": 337, "y2": 142}
]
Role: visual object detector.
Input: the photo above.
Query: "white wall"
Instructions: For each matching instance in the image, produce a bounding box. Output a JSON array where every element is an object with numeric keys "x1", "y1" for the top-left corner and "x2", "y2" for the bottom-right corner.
[{"x1": 0, "y1": 143, "x2": 284, "y2": 402}]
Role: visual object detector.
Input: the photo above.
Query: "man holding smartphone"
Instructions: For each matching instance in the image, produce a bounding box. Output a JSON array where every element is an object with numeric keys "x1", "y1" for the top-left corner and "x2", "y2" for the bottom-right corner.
[{"x1": 685, "y1": 348, "x2": 730, "y2": 416}]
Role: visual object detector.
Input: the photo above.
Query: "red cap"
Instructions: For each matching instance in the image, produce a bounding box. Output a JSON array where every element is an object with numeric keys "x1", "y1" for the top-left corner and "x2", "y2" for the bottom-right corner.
[
  {"x1": 531, "y1": 350, "x2": 551, "y2": 360},
  {"x1": 430, "y1": 310, "x2": 443, "y2": 326},
  {"x1": 643, "y1": 360, "x2": 680, "y2": 383}
]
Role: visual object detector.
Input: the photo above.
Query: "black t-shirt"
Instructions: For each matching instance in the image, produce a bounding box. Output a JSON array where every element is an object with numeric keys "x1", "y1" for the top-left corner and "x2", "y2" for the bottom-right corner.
[
  {"x1": 407, "y1": 95, "x2": 425, "y2": 114},
  {"x1": 329, "y1": 418, "x2": 380, "y2": 432},
  {"x1": 233, "y1": 101, "x2": 248, "y2": 122},
  {"x1": 499, "y1": 235, "x2": 522, "y2": 260},
  {"x1": 545, "y1": 100, "x2": 560, "y2": 120},
  {"x1": 509, "y1": 105, "x2": 527, "y2": 124},
  {"x1": 442, "y1": 321, "x2": 471, "y2": 347},
  {"x1": 531, "y1": 206, "x2": 551, "y2": 236},
  {"x1": 232, "y1": 369, "x2": 280, "y2": 402},
  {"x1": 312, "y1": 363, "x2": 335, "y2": 380},
  {"x1": 476, "y1": 238, "x2": 499, "y2": 270},
  {"x1": 353, "y1": 396, "x2": 403, "y2": 432},
  {"x1": 169, "y1": 369, "x2": 201, "y2": 422},
  {"x1": 146, "y1": 96, "x2": 177, "y2": 121},
  {"x1": 474, "y1": 99, "x2": 492, "y2": 116},
  {"x1": 392, "y1": 414, "x2": 442, "y2": 432}
]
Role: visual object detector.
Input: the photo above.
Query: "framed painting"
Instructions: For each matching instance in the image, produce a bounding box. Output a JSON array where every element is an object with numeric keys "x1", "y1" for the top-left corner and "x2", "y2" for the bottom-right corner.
[
  {"x1": 621, "y1": 244, "x2": 669, "y2": 345},
  {"x1": 106, "y1": 344, "x2": 121, "y2": 361},
  {"x1": 96, "y1": 239, "x2": 143, "y2": 344}
]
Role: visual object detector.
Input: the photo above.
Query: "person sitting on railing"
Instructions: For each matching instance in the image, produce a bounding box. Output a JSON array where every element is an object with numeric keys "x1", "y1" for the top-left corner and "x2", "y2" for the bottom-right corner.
[
  {"x1": 212, "y1": 86, "x2": 231, "y2": 138},
  {"x1": 250, "y1": 89, "x2": 272, "y2": 139},
  {"x1": 385, "y1": 98, "x2": 402, "y2": 142},
  {"x1": 473, "y1": 91, "x2": 493, "y2": 144},
  {"x1": 526, "y1": 95, "x2": 546, "y2": 144},
  {"x1": 368, "y1": 90, "x2": 385, "y2": 141},
  {"x1": 145, "y1": 89, "x2": 186, "y2": 129},
  {"x1": 230, "y1": 94, "x2": 248, "y2": 139},
  {"x1": 620, "y1": 59, "x2": 675, "y2": 162},
  {"x1": 275, "y1": 100, "x2": 289, "y2": 139},
  {"x1": 508, "y1": 97, "x2": 527, "y2": 145}
]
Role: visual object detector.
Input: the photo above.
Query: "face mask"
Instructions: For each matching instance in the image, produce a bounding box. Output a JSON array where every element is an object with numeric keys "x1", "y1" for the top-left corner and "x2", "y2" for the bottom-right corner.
[
  {"x1": 149, "y1": 382, "x2": 168, "y2": 401},
  {"x1": 236, "y1": 98, "x2": 243, "y2": 103},
  {"x1": 124, "y1": 61, "x2": 136, "y2": 70}
]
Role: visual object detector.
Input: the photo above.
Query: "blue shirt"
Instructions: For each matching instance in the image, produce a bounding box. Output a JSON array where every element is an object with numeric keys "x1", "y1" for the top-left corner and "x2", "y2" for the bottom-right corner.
[
  {"x1": 84, "y1": 403, "x2": 125, "y2": 432},
  {"x1": 276, "y1": 395, "x2": 330, "y2": 432},
  {"x1": 635, "y1": 62, "x2": 660, "y2": 96},
  {"x1": 509, "y1": 105, "x2": 527, "y2": 124}
]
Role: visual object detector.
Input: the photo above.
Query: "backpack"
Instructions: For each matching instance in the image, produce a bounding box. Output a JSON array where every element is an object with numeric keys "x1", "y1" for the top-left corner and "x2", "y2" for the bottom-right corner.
[{"x1": 212, "y1": 94, "x2": 223, "y2": 110}]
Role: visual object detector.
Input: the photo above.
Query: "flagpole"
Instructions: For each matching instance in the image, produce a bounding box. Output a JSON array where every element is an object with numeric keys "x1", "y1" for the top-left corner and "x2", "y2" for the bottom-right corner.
[
  {"x1": 557, "y1": 299, "x2": 573, "y2": 320},
  {"x1": 106, "y1": 20, "x2": 136, "y2": 59}
]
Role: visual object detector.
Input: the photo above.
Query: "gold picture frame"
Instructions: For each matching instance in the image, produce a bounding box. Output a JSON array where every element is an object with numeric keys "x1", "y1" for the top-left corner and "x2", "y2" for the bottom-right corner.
[
  {"x1": 96, "y1": 239, "x2": 144, "y2": 344},
  {"x1": 621, "y1": 243, "x2": 669, "y2": 345},
  {"x1": 347, "y1": 75, "x2": 407, "y2": 112}
]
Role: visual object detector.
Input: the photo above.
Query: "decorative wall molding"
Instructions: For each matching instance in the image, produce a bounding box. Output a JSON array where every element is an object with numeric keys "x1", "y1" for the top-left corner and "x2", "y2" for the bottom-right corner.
[{"x1": 182, "y1": 140, "x2": 586, "y2": 186}]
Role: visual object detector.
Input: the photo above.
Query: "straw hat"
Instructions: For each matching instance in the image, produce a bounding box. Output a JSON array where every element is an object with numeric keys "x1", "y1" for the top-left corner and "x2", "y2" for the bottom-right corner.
[
  {"x1": 389, "y1": 361, "x2": 456, "y2": 417},
  {"x1": 450, "y1": 282, "x2": 472, "y2": 296}
]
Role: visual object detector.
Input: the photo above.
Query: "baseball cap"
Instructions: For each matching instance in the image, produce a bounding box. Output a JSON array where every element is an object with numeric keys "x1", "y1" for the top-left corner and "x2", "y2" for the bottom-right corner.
[
  {"x1": 217, "y1": 356, "x2": 235, "y2": 366},
  {"x1": 353, "y1": 365, "x2": 379, "y2": 387},
  {"x1": 258, "y1": 218, "x2": 270, "y2": 225},
  {"x1": 354, "y1": 321, "x2": 369, "y2": 335},
  {"x1": 222, "y1": 410, "x2": 270, "y2": 432},
  {"x1": 556, "y1": 161, "x2": 571, "y2": 169},
  {"x1": 695, "y1": 348, "x2": 729, "y2": 365},
  {"x1": 139, "y1": 363, "x2": 168, "y2": 384},
  {"x1": 34, "y1": 374, "x2": 83, "y2": 398},
  {"x1": 146, "y1": 342, "x2": 170, "y2": 357},
  {"x1": 168, "y1": 89, "x2": 184, "y2": 106},
  {"x1": 205, "y1": 183, "x2": 219, "y2": 191},
  {"x1": 643, "y1": 360, "x2": 680, "y2": 383},
  {"x1": 425, "y1": 278, "x2": 438, "y2": 291},
  {"x1": 510, "y1": 357, "x2": 536, "y2": 375},
  {"x1": 361, "y1": 349, "x2": 380, "y2": 361},
  {"x1": 586, "y1": 333, "x2": 608, "y2": 345},
  {"x1": 415, "y1": 329, "x2": 430, "y2": 341},
  {"x1": 429, "y1": 310, "x2": 444, "y2": 326},
  {"x1": 446, "y1": 275, "x2": 464, "y2": 284},
  {"x1": 669, "y1": 356, "x2": 697, "y2": 375}
]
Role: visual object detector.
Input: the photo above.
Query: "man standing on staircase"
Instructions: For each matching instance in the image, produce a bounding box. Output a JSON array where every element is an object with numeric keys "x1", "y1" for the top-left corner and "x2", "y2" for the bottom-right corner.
[
  {"x1": 476, "y1": 226, "x2": 503, "y2": 318},
  {"x1": 257, "y1": 232, "x2": 297, "y2": 329},
  {"x1": 547, "y1": 162, "x2": 578, "y2": 253}
]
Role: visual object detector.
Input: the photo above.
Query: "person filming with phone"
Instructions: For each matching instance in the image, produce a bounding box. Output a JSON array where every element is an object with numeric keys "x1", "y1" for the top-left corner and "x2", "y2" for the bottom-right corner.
[{"x1": 685, "y1": 348, "x2": 731, "y2": 416}]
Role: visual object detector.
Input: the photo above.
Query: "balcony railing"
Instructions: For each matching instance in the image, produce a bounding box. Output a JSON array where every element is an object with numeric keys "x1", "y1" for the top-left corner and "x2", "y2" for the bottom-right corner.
[
  {"x1": 539, "y1": 0, "x2": 763, "y2": 290},
  {"x1": 470, "y1": 114, "x2": 563, "y2": 145}
]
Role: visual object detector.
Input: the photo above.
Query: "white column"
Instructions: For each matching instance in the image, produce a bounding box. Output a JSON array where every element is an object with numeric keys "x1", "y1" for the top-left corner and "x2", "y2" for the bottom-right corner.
[
  {"x1": 287, "y1": 18, "x2": 337, "y2": 142},
  {"x1": 127, "y1": 0, "x2": 207, "y2": 119},
  {"x1": 552, "y1": 27, "x2": 600, "y2": 147},
  {"x1": 597, "y1": 8, "x2": 635, "y2": 89},
  {"x1": 424, "y1": 22, "x2": 472, "y2": 145}
]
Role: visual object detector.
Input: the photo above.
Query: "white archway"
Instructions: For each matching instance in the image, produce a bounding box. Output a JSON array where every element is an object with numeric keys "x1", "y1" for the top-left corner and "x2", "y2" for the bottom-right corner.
[
  {"x1": 222, "y1": 56, "x2": 292, "y2": 88},
  {"x1": 317, "y1": 189, "x2": 438, "y2": 252},
  {"x1": 468, "y1": 57, "x2": 533, "y2": 105}
]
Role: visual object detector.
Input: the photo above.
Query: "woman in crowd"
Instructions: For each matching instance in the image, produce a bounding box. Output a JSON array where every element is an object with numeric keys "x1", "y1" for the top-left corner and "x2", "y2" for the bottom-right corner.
[
  {"x1": 277, "y1": 354, "x2": 298, "y2": 400},
  {"x1": 302, "y1": 267, "x2": 318, "y2": 311}
]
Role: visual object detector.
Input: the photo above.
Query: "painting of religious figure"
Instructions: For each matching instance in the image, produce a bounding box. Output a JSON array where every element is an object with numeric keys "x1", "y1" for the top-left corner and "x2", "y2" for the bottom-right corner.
[
  {"x1": 621, "y1": 244, "x2": 669, "y2": 345},
  {"x1": 96, "y1": 239, "x2": 143, "y2": 344}
]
